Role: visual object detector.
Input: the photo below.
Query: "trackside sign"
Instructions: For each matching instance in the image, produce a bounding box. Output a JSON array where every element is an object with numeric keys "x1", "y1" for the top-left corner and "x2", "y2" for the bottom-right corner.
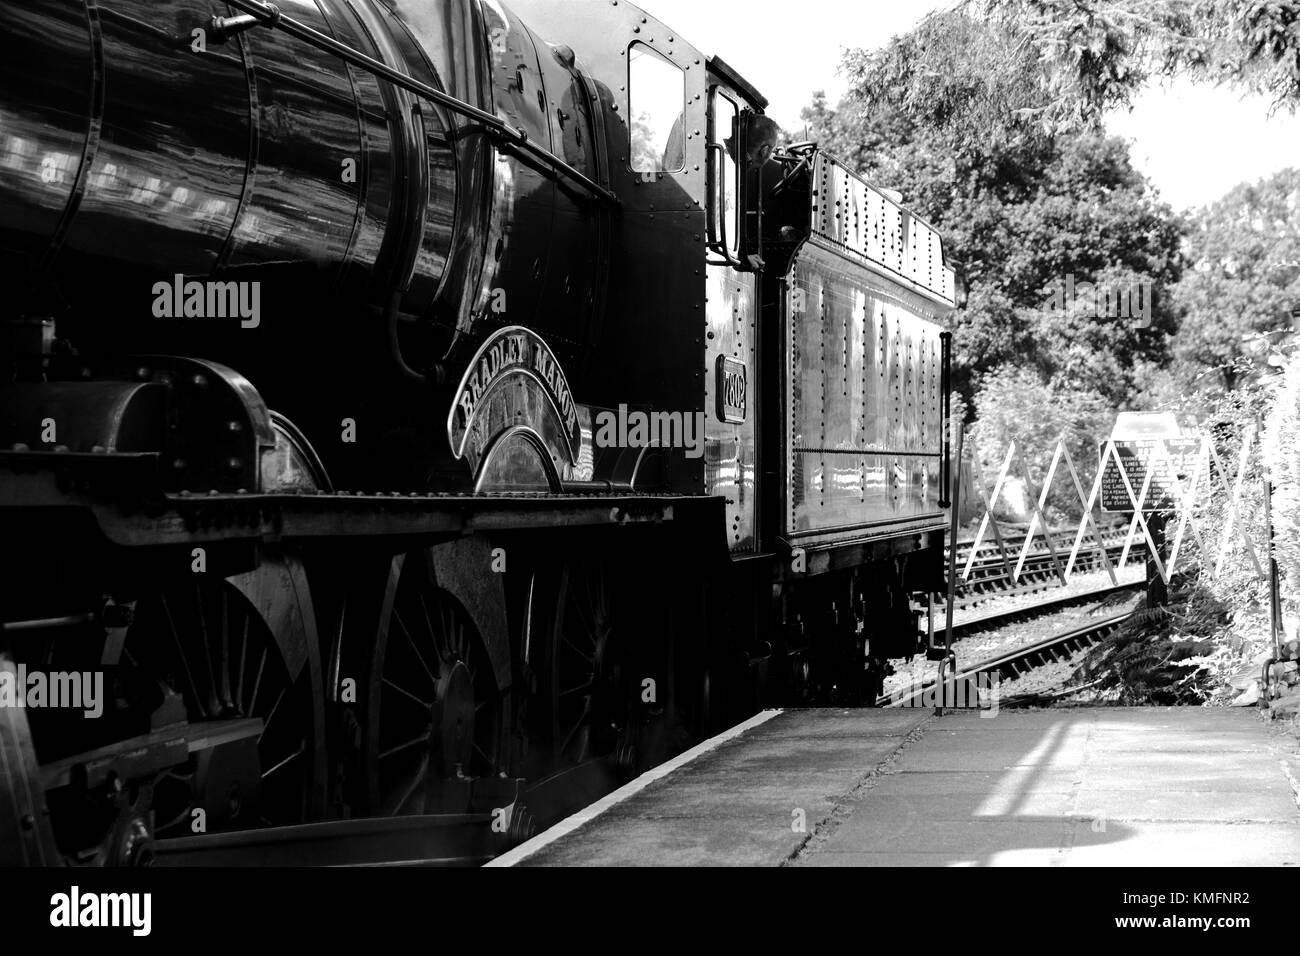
[{"x1": 1099, "y1": 412, "x2": 1202, "y2": 513}]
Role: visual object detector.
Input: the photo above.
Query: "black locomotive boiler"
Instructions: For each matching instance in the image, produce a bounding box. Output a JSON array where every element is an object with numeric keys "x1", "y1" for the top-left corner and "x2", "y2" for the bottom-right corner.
[{"x1": 0, "y1": 0, "x2": 957, "y2": 865}]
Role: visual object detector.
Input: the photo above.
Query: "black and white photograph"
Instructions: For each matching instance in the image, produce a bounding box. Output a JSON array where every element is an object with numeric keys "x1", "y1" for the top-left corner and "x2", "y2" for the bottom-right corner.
[{"x1": 0, "y1": 0, "x2": 1297, "y2": 937}]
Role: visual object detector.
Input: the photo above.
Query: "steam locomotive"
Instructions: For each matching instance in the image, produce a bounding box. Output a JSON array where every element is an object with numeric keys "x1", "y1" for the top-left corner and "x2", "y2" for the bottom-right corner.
[{"x1": 0, "y1": 0, "x2": 957, "y2": 865}]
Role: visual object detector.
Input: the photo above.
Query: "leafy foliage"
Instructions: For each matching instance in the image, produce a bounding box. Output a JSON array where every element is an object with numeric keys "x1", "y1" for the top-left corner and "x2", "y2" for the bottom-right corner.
[
  {"x1": 1073, "y1": 576, "x2": 1230, "y2": 704},
  {"x1": 1171, "y1": 168, "x2": 1300, "y2": 390},
  {"x1": 966, "y1": 365, "x2": 1114, "y2": 519},
  {"x1": 1261, "y1": 349, "x2": 1300, "y2": 608},
  {"x1": 844, "y1": 0, "x2": 1300, "y2": 150}
]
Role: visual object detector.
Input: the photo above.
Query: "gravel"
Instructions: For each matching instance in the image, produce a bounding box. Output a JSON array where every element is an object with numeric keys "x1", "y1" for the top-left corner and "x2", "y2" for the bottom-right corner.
[{"x1": 887, "y1": 574, "x2": 1146, "y2": 701}]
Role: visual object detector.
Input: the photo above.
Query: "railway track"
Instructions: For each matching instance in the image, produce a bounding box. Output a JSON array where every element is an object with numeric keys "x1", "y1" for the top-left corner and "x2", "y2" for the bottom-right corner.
[
  {"x1": 952, "y1": 532, "x2": 1147, "y2": 611},
  {"x1": 881, "y1": 610, "x2": 1131, "y2": 709},
  {"x1": 947, "y1": 579, "x2": 1141, "y2": 641},
  {"x1": 952, "y1": 527, "x2": 1145, "y2": 579}
]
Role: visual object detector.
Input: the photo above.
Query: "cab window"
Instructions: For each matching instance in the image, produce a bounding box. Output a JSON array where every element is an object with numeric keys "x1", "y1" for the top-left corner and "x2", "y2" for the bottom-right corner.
[
  {"x1": 628, "y1": 43, "x2": 685, "y2": 173},
  {"x1": 710, "y1": 89, "x2": 740, "y2": 257}
]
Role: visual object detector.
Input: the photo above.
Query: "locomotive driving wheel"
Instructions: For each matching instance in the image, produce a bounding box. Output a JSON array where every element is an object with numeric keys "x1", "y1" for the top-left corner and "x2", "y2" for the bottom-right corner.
[
  {"x1": 534, "y1": 555, "x2": 631, "y2": 770},
  {"x1": 121, "y1": 563, "x2": 323, "y2": 833},
  {"x1": 34, "y1": 552, "x2": 326, "y2": 857},
  {"x1": 361, "y1": 550, "x2": 508, "y2": 817}
]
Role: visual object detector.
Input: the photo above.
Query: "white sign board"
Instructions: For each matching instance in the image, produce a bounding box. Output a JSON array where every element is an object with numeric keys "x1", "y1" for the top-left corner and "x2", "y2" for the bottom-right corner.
[{"x1": 1100, "y1": 412, "x2": 1202, "y2": 513}]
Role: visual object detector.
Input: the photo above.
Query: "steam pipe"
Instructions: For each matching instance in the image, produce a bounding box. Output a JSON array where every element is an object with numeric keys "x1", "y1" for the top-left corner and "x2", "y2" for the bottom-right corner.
[{"x1": 222, "y1": 0, "x2": 620, "y2": 206}]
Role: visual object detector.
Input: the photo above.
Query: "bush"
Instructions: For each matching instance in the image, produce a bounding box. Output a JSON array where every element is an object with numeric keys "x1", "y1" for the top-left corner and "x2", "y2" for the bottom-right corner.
[
  {"x1": 965, "y1": 365, "x2": 1113, "y2": 523},
  {"x1": 1262, "y1": 352, "x2": 1300, "y2": 622}
]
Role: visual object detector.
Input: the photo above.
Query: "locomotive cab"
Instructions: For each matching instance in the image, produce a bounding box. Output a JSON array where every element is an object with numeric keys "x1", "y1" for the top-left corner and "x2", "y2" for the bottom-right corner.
[{"x1": 704, "y1": 57, "x2": 771, "y2": 274}]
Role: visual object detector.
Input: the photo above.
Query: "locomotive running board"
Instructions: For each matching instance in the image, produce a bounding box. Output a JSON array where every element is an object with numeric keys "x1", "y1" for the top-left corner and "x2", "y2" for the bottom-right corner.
[{"x1": 0, "y1": 450, "x2": 721, "y2": 547}]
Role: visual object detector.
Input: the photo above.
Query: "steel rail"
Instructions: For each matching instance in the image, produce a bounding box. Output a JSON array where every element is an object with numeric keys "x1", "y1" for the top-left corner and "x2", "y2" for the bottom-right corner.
[
  {"x1": 949, "y1": 580, "x2": 1140, "y2": 641},
  {"x1": 879, "y1": 610, "x2": 1131, "y2": 708}
]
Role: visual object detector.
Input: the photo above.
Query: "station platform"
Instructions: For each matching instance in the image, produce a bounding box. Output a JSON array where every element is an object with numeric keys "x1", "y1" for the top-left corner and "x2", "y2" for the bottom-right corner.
[{"x1": 490, "y1": 707, "x2": 1300, "y2": 867}]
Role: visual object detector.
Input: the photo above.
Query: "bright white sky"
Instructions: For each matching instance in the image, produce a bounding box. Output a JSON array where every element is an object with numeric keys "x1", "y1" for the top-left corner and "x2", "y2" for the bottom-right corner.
[{"x1": 636, "y1": 0, "x2": 1300, "y2": 211}]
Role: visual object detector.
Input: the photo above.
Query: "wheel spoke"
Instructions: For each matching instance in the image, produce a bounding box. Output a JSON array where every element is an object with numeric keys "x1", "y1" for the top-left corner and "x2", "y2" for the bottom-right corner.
[
  {"x1": 195, "y1": 586, "x2": 219, "y2": 713},
  {"x1": 558, "y1": 701, "x2": 592, "y2": 752},
  {"x1": 248, "y1": 646, "x2": 268, "y2": 714},
  {"x1": 380, "y1": 731, "x2": 431, "y2": 761},
  {"x1": 385, "y1": 753, "x2": 429, "y2": 816},
  {"x1": 218, "y1": 589, "x2": 233, "y2": 711},
  {"x1": 395, "y1": 609, "x2": 437, "y2": 689},
  {"x1": 562, "y1": 635, "x2": 594, "y2": 665},
  {"x1": 258, "y1": 684, "x2": 288, "y2": 743},
  {"x1": 417, "y1": 592, "x2": 440, "y2": 663},
  {"x1": 235, "y1": 616, "x2": 249, "y2": 716},
  {"x1": 440, "y1": 604, "x2": 456, "y2": 663},
  {"x1": 448, "y1": 618, "x2": 462, "y2": 662},
  {"x1": 569, "y1": 585, "x2": 597, "y2": 643},
  {"x1": 383, "y1": 676, "x2": 433, "y2": 710},
  {"x1": 261, "y1": 740, "x2": 305, "y2": 779},
  {"x1": 159, "y1": 595, "x2": 203, "y2": 715}
]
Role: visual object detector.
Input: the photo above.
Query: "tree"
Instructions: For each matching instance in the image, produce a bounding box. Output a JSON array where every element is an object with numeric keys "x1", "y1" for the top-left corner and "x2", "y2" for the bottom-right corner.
[
  {"x1": 1171, "y1": 167, "x2": 1300, "y2": 389},
  {"x1": 844, "y1": 0, "x2": 1300, "y2": 150},
  {"x1": 965, "y1": 364, "x2": 1115, "y2": 519},
  {"x1": 802, "y1": 93, "x2": 1186, "y2": 404}
]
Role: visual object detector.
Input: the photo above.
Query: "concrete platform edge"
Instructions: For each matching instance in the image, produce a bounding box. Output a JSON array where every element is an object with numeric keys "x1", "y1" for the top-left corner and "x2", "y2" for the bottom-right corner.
[{"x1": 486, "y1": 708, "x2": 785, "y2": 867}]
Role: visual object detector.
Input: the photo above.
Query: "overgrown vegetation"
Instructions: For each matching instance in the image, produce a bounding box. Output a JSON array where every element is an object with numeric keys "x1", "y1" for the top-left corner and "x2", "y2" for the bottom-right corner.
[{"x1": 1070, "y1": 574, "x2": 1230, "y2": 704}]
